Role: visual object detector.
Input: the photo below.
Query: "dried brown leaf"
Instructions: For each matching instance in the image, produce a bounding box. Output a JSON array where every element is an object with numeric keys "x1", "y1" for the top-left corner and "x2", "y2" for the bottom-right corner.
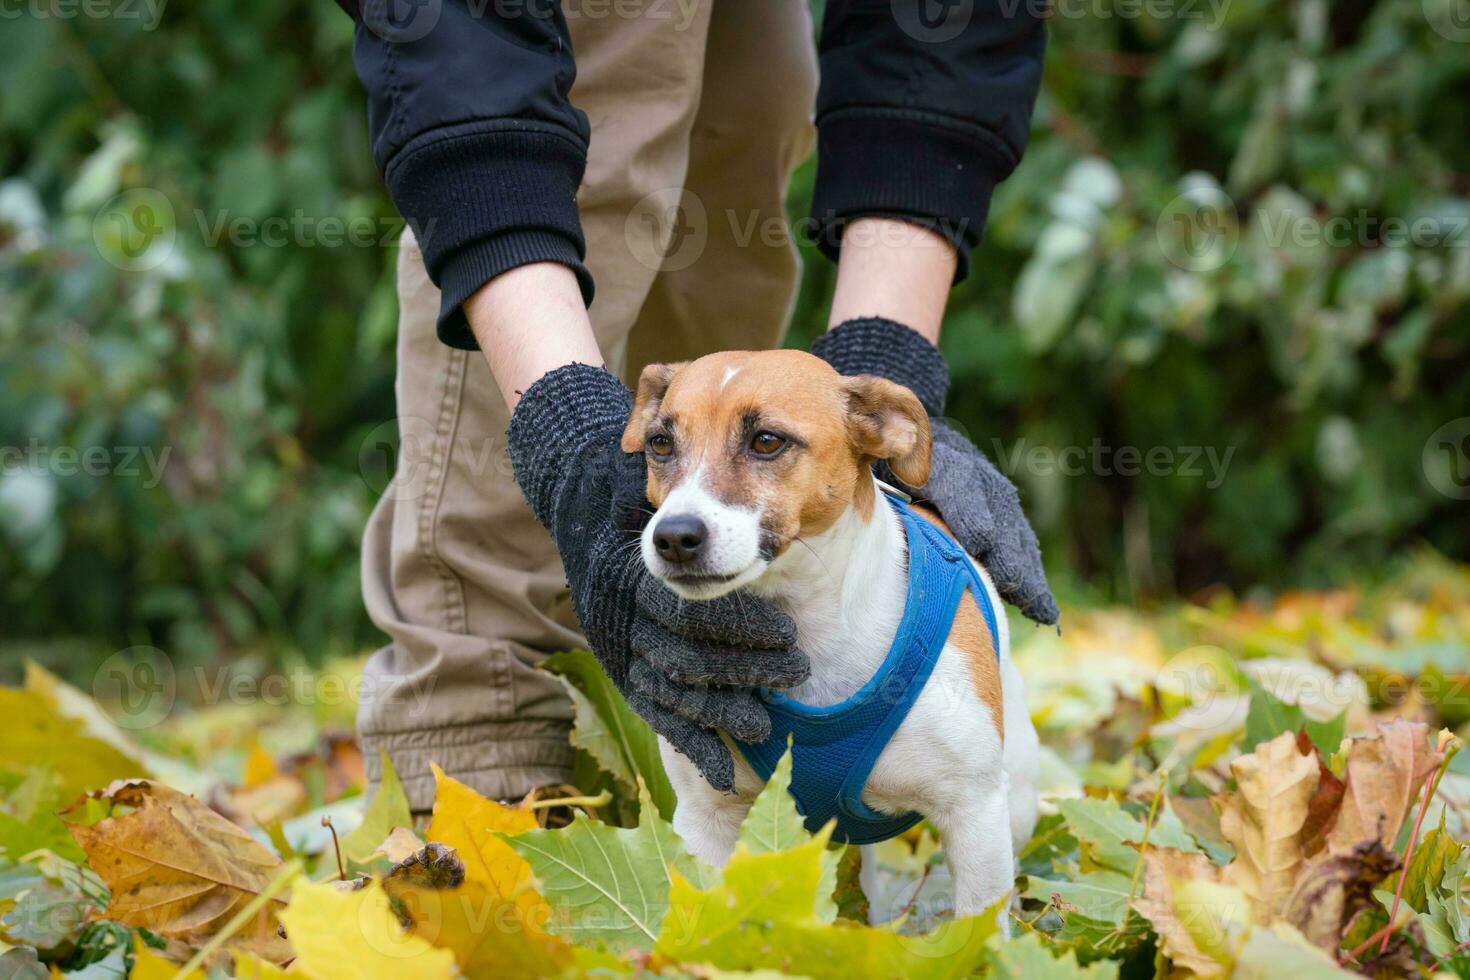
[
  {"x1": 374, "y1": 826, "x2": 425, "y2": 864},
  {"x1": 1281, "y1": 838, "x2": 1399, "y2": 951},
  {"x1": 1133, "y1": 847, "x2": 1229, "y2": 976},
  {"x1": 1219, "y1": 732, "x2": 1320, "y2": 922},
  {"x1": 1327, "y1": 720, "x2": 1441, "y2": 855},
  {"x1": 64, "y1": 779, "x2": 290, "y2": 962},
  {"x1": 1295, "y1": 730, "x2": 1345, "y2": 859}
]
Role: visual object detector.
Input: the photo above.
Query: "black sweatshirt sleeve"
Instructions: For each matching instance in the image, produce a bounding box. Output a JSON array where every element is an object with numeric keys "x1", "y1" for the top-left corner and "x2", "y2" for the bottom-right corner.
[
  {"x1": 349, "y1": 1, "x2": 593, "y2": 349},
  {"x1": 810, "y1": 0, "x2": 1047, "y2": 282}
]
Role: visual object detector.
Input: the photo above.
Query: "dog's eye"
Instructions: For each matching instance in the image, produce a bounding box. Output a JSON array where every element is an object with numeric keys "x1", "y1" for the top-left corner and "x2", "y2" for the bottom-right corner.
[
  {"x1": 750, "y1": 431, "x2": 787, "y2": 458},
  {"x1": 648, "y1": 434, "x2": 674, "y2": 458}
]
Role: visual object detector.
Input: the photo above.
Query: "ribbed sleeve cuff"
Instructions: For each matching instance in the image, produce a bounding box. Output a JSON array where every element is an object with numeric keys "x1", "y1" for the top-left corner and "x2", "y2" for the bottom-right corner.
[
  {"x1": 506, "y1": 364, "x2": 631, "y2": 527},
  {"x1": 435, "y1": 230, "x2": 592, "y2": 350},
  {"x1": 384, "y1": 125, "x2": 595, "y2": 350},
  {"x1": 812, "y1": 318, "x2": 950, "y2": 417},
  {"x1": 808, "y1": 111, "x2": 1011, "y2": 284}
]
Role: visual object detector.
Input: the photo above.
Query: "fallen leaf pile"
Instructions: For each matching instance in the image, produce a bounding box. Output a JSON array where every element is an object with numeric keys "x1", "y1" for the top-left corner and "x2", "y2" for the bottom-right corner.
[
  {"x1": 1126, "y1": 724, "x2": 1447, "y2": 976},
  {"x1": 0, "y1": 556, "x2": 1466, "y2": 977}
]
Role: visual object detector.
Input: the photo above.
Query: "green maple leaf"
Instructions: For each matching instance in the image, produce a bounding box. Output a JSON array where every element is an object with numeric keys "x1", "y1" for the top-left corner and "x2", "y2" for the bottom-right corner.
[
  {"x1": 987, "y1": 930, "x2": 1120, "y2": 978},
  {"x1": 340, "y1": 751, "x2": 411, "y2": 865},
  {"x1": 1025, "y1": 870, "x2": 1136, "y2": 926},
  {"x1": 545, "y1": 650, "x2": 676, "y2": 821},
  {"x1": 1418, "y1": 836, "x2": 1470, "y2": 958},
  {"x1": 1233, "y1": 923, "x2": 1357, "y2": 978},
  {"x1": 656, "y1": 833, "x2": 1000, "y2": 979},
  {"x1": 1396, "y1": 817, "x2": 1463, "y2": 911},
  {"x1": 737, "y1": 742, "x2": 811, "y2": 856},
  {"x1": 1243, "y1": 679, "x2": 1345, "y2": 758},
  {"x1": 0, "y1": 809, "x2": 85, "y2": 865},
  {"x1": 1056, "y1": 797, "x2": 1201, "y2": 878},
  {"x1": 501, "y1": 783, "x2": 713, "y2": 953},
  {"x1": 735, "y1": 746, "x2": 841, "y2": 922}
]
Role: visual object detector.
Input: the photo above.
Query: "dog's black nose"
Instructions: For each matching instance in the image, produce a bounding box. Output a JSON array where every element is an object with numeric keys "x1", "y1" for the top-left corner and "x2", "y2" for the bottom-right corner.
[{"x1": 653, "y1": 514, "x2": 707, "y2": 564}]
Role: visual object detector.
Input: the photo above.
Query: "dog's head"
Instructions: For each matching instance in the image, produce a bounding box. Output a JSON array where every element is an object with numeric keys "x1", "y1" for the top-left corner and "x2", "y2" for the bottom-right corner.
[{"x1": 620, "y1": 350, "x2": 931, "y2": 600}]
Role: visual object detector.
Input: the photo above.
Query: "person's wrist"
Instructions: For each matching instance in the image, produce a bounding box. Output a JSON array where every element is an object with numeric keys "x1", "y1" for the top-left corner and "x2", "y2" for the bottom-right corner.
[
  {"x1": 812, "y1": 317, "x2": 950, "y2": 417},
  {"x1": 826, "y1": 218, "x2": 955, "y2": 342},
  {"x1": 466, "y1": 262, "x2": 603, "y2": 408}
]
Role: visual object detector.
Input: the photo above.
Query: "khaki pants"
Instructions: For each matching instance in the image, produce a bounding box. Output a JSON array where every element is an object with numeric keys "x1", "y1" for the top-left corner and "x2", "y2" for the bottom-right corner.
[{"x1": 358, "y1": 0, "x2": 818, "y2": 810}]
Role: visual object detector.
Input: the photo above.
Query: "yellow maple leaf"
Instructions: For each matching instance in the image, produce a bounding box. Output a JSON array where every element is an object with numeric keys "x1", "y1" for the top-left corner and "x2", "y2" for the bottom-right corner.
[
  {"x1": 232, "y1": 951, "x2": 292, "y2": 979},
  {"x1": 423, "y1": 763, "x2": 549, "y2": 931},
  {"x1": 242, "y1": 743, "x2": 280, "y2": 789},
  {"x1": 279, "y1": 879, "x2": 456, "y2": 980},
  {"x1": 386, "y1": 878, "x2": 573, "y2": 980},
  {"x1": 129, "y1": 938, "x2": 203, "y2": 979},
  {"x1": 0, "y1": 689, "x2": 144, "y2": 801}
]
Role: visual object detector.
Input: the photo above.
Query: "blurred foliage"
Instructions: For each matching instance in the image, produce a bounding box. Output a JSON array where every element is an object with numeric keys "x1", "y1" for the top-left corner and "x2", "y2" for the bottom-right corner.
[
  {"x1": 0, "y1": 3, "x2": 393, "y2": 670},
  {"x1": 2, "y1": 0, "x2": 1469, "y2": 674}
]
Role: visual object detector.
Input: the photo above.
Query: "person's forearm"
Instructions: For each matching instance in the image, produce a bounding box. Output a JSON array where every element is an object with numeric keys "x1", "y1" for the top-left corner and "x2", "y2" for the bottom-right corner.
[
  {"x1": 810, "y1": 2, "x2": 1044, "y2": 285},
  {"x1": 827, "y1": 218, "x2": 957, "y2": 344},
  {"x1": 466, "y1": 263, "x2": 604, "y2": 409},
  {"x1": 343, "y1": 0, "x2": 592, "y2": 351}
]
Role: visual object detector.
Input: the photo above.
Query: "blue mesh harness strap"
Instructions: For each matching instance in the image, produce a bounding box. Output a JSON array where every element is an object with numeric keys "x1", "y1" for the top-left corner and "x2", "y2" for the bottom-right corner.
[{"x1": 733, "y1": 493, "x2": 1001, "y2": 844}]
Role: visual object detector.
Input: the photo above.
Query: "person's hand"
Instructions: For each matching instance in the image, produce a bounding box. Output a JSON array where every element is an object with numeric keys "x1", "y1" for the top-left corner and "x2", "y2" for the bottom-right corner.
[
  {"x1": 507, "y1": 363, "x2": 810, "y2": 791},
  {"x1": 812, "y1": 318, "x2": 1059, "y2": 625}
]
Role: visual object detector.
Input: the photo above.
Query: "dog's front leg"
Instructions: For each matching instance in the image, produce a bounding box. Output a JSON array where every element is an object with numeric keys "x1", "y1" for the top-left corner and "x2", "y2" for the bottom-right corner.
[
  {"x1": 659, "y1": 738, "x2": 750, "y2": 868},
  {"x1": 929, "y1": 788, "x2": 1016, "y2": 933}
]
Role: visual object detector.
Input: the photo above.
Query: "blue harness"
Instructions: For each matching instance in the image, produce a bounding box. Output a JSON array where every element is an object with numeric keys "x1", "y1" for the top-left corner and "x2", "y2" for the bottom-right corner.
[{"x1": 733, "y1": 492, "x2": 1001, "y2": 844}]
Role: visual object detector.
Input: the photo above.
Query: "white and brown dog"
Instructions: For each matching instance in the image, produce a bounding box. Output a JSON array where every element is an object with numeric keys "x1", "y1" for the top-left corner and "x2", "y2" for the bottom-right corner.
[{"x1": 620, "y1": 349, "x2": 1039, "y2": 921}]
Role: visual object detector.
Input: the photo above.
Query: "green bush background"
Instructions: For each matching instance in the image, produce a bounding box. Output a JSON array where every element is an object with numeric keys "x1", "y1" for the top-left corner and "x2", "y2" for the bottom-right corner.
[{"x1": 2, "y1": 0, "x2": 1467, "y2": 676}]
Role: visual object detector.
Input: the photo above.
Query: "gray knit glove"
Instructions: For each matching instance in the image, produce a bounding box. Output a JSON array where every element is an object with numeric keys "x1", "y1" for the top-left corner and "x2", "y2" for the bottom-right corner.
[
  {"x1": 507, "y1": 364, "x2": 810, "y2": 792},
  {"x1": 812, "y1": 318, "x2": 1059, "y2": 625}
]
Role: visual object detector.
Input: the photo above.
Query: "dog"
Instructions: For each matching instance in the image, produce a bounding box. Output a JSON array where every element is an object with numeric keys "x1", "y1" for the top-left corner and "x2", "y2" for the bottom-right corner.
[{"x1": 619, "y1": 349, "x2": 1040, "y2": 923}]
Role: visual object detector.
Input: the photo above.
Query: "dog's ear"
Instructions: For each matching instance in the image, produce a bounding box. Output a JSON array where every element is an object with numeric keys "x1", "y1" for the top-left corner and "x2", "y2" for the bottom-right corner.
[
  {"x1": 843, "y1": 375, "x2": 933, "y2": 488},
  {"x1": 620, "y1": 362, "x2": 686, "y2": 452}
]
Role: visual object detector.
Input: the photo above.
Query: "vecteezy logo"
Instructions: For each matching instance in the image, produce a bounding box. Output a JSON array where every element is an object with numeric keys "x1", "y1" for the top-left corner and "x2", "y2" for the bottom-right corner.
[
  {"x1": 1424, "y1": 0, "x2": 1470, "y2": 42},
  {"x1": 1156, "y1": 185, "x2": 1240, "y2": 272},
  {"x1": 93, "y1": 646, "x2": 176, "y2": 730},
  {"x1": 892, "y1": 0, "x2": 974, "y2": 43},
  {"x1": 626, "y1": 189, "x2": 708, "y2": 273},
  {"x1": 359, "y1": 416, "x2": 440, "y2": 501},
  {"x1": 1423, "y1": 417, "x2": 1470, "y2": 500},
  {"x1": 92, "y1": 188, "x2": 176, "y2": 273},
  {"x1": 360, "y1": 0, "x2": 442, "y2": 43},
  {"x1": 360, "y1": 882, "x2": 443, "y2": 956},
  {"x1": 649, "y1": 206, "x2": 695, "y2": 261}
]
